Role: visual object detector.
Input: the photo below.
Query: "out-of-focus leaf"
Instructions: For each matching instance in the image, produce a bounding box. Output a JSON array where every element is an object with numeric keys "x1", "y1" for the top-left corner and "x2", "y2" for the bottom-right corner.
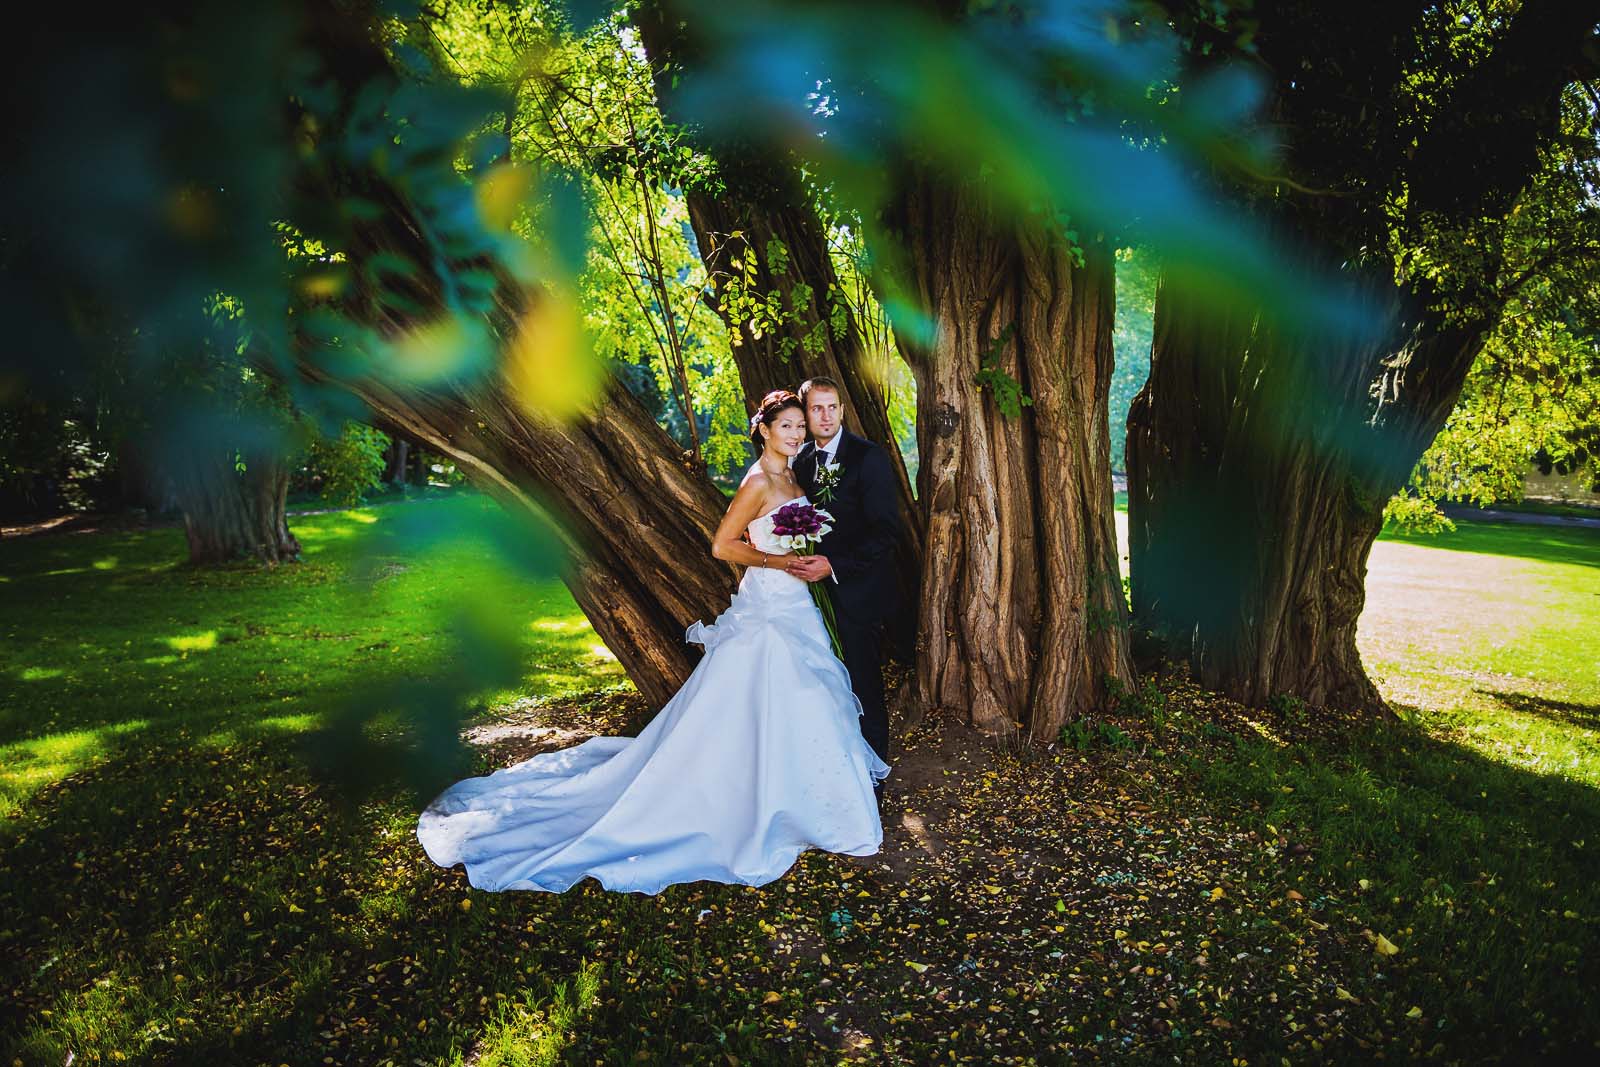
[{"x1": 503, "y1": 287, "x2": 604, "y2": 421}]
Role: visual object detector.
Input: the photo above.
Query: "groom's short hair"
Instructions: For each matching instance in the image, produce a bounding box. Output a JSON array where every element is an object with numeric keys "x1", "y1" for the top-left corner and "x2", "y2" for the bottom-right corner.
[{"x1": 798, "y1": 376, "x2": 842, "y2": 406}]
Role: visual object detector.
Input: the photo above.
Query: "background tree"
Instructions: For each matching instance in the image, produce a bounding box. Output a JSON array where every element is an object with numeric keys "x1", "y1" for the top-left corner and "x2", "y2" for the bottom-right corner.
[
  {"x1": 1110, "y1": 248, "x2": 1157, "y2": 476},
  {"x1": 155, "y1": 319, "x2": 305, "y2": 566},
  {"x1": 296, "y1": 421, "x2": 393, "y2": 507}
]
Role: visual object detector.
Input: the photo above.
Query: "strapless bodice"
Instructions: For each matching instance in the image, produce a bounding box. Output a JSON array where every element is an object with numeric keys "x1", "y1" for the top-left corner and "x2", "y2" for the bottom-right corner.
[{"x1": 747, "y1": 495, "x2": 809, "y2": 554}]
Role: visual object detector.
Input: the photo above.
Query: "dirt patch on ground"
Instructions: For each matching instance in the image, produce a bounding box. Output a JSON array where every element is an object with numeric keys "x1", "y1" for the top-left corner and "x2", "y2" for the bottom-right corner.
[{"x1": 1, "y1": 512, "x2": 157, "y2": 538}]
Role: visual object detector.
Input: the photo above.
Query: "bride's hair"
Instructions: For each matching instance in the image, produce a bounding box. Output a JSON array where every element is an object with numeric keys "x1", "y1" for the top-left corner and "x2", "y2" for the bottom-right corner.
[{"x1": 749, "y1": 389, "x2": 803, "y2": 449}]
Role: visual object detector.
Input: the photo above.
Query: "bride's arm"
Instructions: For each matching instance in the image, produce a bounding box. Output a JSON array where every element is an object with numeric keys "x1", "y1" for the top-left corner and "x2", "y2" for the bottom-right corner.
[{"x1": 712, "y1": 478, "x2": 789, "y2": 569}]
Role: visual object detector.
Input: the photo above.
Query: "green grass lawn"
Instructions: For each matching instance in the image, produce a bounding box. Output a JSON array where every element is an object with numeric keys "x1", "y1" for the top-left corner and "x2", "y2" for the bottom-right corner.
[
  {"x1": 0, "y1": 496, "x2": 625, "y2": 820},
  {"x1": 2, "y1": 494, "x2": 1597, "y2": 1065}
]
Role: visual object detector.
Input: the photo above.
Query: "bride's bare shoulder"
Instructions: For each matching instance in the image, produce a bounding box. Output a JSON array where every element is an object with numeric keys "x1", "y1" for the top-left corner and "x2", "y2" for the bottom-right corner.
[
  {"x1": 737, "y1": 464, "x2": 776, "y2": 494},
  {"x1": 723, "y1": 465, "x2": 774, "y2": 517}
]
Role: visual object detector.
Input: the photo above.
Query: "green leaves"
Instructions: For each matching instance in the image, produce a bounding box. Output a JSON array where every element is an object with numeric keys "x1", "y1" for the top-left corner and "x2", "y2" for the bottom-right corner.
[{"x1": 973, "y1": 323, "x2": 1032, "y2": 420}]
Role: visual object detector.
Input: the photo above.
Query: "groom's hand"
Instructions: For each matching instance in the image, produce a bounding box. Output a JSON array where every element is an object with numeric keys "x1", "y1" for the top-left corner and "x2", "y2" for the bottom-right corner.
[{"x1": 785, "y1": 555, "x2": 833, "y2": 582}]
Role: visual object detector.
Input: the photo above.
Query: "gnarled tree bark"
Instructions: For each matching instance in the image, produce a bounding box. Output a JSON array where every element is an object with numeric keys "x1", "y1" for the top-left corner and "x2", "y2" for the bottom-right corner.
[{"x1": 886, "y1": 177, "x2": 1134, "y2": 740}]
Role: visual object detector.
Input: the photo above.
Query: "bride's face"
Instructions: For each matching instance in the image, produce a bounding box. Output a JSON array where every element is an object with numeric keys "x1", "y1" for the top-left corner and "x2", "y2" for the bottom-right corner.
[{"x1": 764, "y1": 409, "x2": 808, "y2": 457}]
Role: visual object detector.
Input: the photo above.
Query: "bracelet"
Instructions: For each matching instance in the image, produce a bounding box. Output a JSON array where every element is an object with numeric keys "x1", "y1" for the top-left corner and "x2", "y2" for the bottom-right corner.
[{"x1": 761, "y1": 552, "x2": 769, "y2": 568}]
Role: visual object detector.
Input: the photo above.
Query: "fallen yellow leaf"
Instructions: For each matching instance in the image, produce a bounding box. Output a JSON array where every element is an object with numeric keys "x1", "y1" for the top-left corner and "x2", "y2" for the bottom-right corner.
[{"x1": 1375, "y1": 934, "x2": 1400, "y2": 956}]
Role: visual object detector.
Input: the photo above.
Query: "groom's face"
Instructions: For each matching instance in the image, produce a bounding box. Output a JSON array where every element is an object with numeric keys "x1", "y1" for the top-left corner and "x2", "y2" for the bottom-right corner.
[{"x1": 804, "y1": 388, "x2": 841, "y2": 444}]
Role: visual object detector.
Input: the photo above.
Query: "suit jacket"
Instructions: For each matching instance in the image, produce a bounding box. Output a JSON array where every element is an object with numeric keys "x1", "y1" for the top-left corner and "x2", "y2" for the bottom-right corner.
[{"x1": 795, "y1": 429, "x2": 901, "y2": 626}]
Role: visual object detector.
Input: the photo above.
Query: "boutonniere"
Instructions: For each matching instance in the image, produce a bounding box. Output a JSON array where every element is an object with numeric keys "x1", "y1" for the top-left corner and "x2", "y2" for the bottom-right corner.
[{"x1": 813, "y1": 460, "x2": 843, "y2": 504}]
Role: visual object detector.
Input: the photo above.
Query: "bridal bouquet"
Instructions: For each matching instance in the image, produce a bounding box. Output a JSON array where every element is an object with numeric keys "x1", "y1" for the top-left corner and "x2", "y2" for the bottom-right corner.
[{"x1": 770, "y1": 500, "x2": 845, "y2": 660}]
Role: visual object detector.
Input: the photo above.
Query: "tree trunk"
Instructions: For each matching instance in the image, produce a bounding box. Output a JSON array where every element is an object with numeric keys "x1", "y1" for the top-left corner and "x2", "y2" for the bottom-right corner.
[
  {"x1": 1127, "y1": 268, "x2": 1483, "y2": 713},
  {"x1": 382, "y1": 436, "x2": 409, "y2": 487},
  {"x1": 169, "y1": 445, "x2": 301, "y2": 565},
  {"x1": 1122, "y1": 0, "x2": 1589, "y2": 715},
  {"x1": 886, "y1": 178, "x2": 1134, "y2": 740}
]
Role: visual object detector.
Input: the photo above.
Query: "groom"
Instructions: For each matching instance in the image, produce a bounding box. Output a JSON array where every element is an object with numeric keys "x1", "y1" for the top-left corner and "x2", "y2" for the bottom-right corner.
[{"x1": 786, "y1": 377, "x2": 901, "y2": 785}]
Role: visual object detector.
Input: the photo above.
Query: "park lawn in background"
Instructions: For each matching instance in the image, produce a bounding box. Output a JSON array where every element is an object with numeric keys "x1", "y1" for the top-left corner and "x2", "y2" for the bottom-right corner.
[
  {"x1": 0, "y1": 494, "x2": 624, "y2": 821},
  {"x1": 2, "y1": 495, "x2": 1597, "y2": 1064},
  {"x1": 1364, "y1": 520, "x2": 1599, "y2": 784}
]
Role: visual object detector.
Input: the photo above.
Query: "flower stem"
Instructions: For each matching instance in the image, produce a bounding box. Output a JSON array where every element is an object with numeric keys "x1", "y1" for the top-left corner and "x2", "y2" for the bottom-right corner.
[
  {"x1": 812, "y1": 584, "x2": 845, "y2": 661},
  {"x1": 797, "y1": 546, "x2": 846, "y2": 660}
]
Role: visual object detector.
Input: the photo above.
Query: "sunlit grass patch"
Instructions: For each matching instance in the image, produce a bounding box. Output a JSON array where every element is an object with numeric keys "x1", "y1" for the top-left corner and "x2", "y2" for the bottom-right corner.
[
  {"x1": 1362, "y1": 516, "x2": 1600, "y2": 793},
  {"x1": 253, "y1": 712, "x2": 320, "y2": 733},
  {"x1": 531, "y1": 617, "x2": 588, "y2": 633},
  {"x1": 165, "y1": 630, "x2": 218, "y2": 653},
  {"x1": 445, "y1": 961, "x2": 602, "y2": 1067},
  {"x1": 0, "y1": 720, "x2": 151, "y2": 818}
]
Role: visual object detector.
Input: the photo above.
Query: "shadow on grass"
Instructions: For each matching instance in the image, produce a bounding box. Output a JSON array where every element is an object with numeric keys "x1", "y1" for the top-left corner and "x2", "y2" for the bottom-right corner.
[
  {"x1": 1380, "y1": 520, "x2": 1600, "y2": 570},
  {"x1": 1173, "y1": 699, "x2": 1600, "y2": 1060},
  {"x1": 1479, "y1": 689, "x2": 1600, "y2": 732},
  {"x1": 0, "y1": 739, "x2": 827, "y2": 1066}
]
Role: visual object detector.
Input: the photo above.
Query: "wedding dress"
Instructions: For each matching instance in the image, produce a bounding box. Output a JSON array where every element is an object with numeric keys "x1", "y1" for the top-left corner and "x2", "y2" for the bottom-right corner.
[{"x1": 416, "y1": 495, "x2": 890, "y2": 894}]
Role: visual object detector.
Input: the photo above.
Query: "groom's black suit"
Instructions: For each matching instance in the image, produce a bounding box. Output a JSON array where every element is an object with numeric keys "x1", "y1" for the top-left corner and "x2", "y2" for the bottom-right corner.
[{"x1": 795, "y1": 429, "x2": 900, "y2": 763}]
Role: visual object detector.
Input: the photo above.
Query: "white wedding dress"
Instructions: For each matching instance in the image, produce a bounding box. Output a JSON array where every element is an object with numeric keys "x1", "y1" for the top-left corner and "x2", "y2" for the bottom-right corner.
[{"x1": 416, "y1": 496, "x2": 890, "y2": 894}]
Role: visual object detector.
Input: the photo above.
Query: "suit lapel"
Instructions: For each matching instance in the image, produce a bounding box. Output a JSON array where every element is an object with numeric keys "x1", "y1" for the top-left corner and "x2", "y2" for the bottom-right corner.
[
  {"x1": 832, "y1": 430, "x2": 856, "y2": 474},
  {"x1": 797, "y1": 441, "x2": 817, "y2": 491}
]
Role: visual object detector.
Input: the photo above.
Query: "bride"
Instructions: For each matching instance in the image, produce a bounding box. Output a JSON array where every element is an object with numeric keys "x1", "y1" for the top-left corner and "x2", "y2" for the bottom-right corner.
[{"x1": 416, "y1": 389, "x2": 890, "y2": 894}]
